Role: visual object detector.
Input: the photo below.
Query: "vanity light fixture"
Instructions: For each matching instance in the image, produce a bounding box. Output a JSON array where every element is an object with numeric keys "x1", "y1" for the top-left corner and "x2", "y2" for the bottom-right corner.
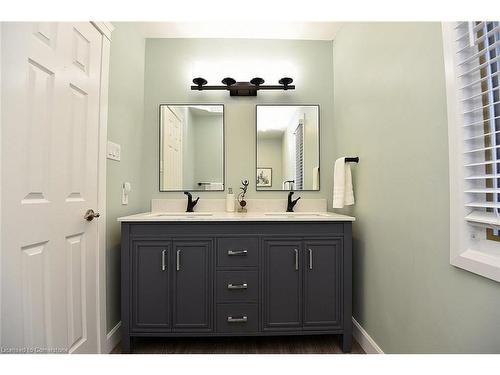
[{"x1": 191, "y1": 77, "x2": 295, "y2": 97}]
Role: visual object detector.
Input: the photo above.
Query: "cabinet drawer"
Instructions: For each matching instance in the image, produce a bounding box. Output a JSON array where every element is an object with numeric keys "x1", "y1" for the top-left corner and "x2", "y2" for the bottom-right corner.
[
  {"x1": 217, "y1": 237, "x2": 258, "y2": 267},
  {"x1": 216, "y1": 303, "x2": 259, "y2": 333},
  {"x1": 216, "y1": 270, "x2": 258, "y2": 302}
]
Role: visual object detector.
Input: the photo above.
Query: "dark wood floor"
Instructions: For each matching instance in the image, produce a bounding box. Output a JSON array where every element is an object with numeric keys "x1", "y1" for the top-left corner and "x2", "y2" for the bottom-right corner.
[{"x1": 111, "y1": 335, "x2": 365, "y2": 354}]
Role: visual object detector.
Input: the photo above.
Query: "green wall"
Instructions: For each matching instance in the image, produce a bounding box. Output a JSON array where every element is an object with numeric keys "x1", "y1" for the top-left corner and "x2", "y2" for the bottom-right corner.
[
  {"x1": 106, "y1": 23, "x2": 149, "y2": 330},
  {"x1": 257, "y1": 136, "x2": 283, "y2": 190},
  {"x1": 142, "y1": 38, "x2": 334, "y2": 201},
  {"x1": 333, "y1": 22, "x2": 500, "y2": 353},
  {"x1": 191, "y1": 111, "x2": 224, "y2": 187}
]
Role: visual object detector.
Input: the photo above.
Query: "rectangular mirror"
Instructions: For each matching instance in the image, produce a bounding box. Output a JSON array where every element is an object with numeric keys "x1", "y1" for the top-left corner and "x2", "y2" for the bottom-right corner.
[
  {"x1": 256, "y1": 105, "x2": 320, "y2": 191},
  {"x1": 159, "y1": 104, "x2": 224, "y2": 191}
]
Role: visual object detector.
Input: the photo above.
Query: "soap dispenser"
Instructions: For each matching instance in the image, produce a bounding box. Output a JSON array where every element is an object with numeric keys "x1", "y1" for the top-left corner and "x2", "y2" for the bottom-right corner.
[{"x1": 226, "y1": 187, "x2": 235, "y2": 212}]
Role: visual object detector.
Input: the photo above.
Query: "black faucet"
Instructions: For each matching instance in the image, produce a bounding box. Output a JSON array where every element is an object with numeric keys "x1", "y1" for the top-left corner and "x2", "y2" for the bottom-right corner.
[
  {"x1": 184, "y1": 191, "x2": 200, "y2": 212},
  {"x1": 287, "y1": 191, "x2": 301, "y2": 212}
]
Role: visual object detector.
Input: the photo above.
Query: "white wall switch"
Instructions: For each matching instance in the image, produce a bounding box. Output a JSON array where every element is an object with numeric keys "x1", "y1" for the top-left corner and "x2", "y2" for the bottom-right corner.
[{"x1": 107, "y1": 141, "x2": 121, "y2": 161}]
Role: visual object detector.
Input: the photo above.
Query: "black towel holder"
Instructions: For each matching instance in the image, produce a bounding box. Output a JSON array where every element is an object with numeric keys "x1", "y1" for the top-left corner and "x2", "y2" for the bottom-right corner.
[{"x1": 345, "y1": 157, "x2": 359, "y2": 163}]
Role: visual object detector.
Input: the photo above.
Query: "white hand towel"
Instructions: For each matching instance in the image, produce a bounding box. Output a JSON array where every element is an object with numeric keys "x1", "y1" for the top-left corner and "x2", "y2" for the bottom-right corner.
[
  {"x1": 332, "y1": 157, "x2": 355, "y2": 208},
  {"x1": 312, "y1": 166, "x2": 320, "y2": 190}
]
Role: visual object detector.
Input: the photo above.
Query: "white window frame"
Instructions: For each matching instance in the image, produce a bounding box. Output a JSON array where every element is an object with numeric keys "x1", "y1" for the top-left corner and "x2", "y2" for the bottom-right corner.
[
  {"x1": 295, "y1": 120, "x2": 304, "y2": 190},
  {"x1": 442, "y1": 22, "x2": 500, "y2": 282}
]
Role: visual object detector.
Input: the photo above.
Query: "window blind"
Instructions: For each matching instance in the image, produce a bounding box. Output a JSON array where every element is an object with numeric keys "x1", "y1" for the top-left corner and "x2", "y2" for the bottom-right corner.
[
  {"x1": 295, "y1": 121, "x2": 304, "y2": 190},
  {"x1": 454, "y1": 21, "x2": 500, "y2": 230}
]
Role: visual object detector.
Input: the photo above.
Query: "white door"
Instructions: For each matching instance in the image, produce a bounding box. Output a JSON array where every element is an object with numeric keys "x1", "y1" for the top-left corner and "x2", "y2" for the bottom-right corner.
[
  {"x1": 1, "y1": 22, "x2": 103, "y2": 353},
  {"x1": 163, "y1": 107, "x2": 183, "y2": 190}
]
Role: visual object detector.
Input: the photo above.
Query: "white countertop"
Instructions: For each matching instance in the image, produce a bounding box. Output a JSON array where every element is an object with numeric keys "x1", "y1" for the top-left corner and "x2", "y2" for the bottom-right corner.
[{"x1": 117, "y1": 211, "x2": 355, "y2": 222}]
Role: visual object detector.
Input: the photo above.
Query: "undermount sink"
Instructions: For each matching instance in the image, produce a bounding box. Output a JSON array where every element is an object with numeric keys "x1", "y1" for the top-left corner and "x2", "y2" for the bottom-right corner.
[
  {"x1": 150, "y1": 212, "x2": 213, "y2": 217},
  {"x1": 264, "y1": 212, "x2": 330, "y2": 218}
]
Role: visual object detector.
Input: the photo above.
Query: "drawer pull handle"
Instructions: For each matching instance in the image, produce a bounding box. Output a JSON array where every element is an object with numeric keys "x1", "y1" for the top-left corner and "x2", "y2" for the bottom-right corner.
[
  {"x1": 227, "y1": 316, "x2": 248, "y2": 323},
  {"x1": 227, "y1": 283, "x2": 248, "y2": 290},
  {"x1": 176, "y1": 249, "x2": 181, "y2": 271},
  {"x1": 228, "y1": 250, "x2": 248, "y2": 256},
  {"x1": 308, "y1": 248, "x2": 313, "y2": 270},
  {"x1": 161, "y1": 249, "x2": 167, "y2": 271}
]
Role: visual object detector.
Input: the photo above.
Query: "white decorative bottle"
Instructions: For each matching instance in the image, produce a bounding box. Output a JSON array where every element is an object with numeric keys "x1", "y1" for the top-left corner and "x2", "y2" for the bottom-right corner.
[{"x1": 226, "y1": 187, "x2": 235, "y2": 212}]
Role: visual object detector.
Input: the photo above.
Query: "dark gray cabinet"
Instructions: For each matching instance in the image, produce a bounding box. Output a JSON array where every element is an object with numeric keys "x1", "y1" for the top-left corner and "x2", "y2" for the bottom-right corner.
[
  {"x1": 263, "y1": 239, "x2": 343, "y2": 332},
  {"x1": 172, "y1": 240, "x2": 213, "y2": 331},
  {"x1": 263, "y1": 240, "x2": 302, "y2": 330},
  {"x1": 303, "y1": 239, "x2": 342, "y2": 329},
  {"x1": 121, "y1": 221, "x2": 352, "y2": 353},
  {"x1": 131, "y1": 241, "x2": 171, "y2": 332}
]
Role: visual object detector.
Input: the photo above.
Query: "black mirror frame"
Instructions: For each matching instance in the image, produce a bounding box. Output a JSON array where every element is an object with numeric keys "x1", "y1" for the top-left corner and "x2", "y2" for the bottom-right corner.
[
  {"x1": 255, "y1": 104, "x2": 321, "y2": 192},
  {"x1": 158, "y1": 103, "x2": 225, "y2": 192}
]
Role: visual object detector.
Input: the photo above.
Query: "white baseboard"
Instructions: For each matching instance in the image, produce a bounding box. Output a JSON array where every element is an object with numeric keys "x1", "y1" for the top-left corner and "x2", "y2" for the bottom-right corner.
[
  {"x1": 103, "y1": 321, "x2": 121, "y2": 353},
  {"x1": 352, "y1": 317, "x2": 384, "y2": 354}
]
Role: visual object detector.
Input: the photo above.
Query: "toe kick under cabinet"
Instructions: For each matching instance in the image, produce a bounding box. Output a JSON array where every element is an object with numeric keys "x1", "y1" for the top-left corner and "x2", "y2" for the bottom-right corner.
[{"x1": 120, "y1": 221, "x2": 352, "y2": 353}]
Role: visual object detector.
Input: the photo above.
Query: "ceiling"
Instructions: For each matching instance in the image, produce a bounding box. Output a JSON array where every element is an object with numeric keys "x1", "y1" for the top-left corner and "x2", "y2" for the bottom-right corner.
[
  {"x1": 131, "y1": 22, "x2": 343, "y2": 40},
  {"x1": 189, "y1": 106, "x2": 224, "y2": 116},
  {"x1": 257, "y1": 106, "x2": 299, "y2": 138}
]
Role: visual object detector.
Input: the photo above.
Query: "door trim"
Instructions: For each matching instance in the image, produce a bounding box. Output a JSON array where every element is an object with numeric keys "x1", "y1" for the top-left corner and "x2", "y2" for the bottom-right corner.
[
  {"x1": 91, "y1": 23, "x2": 114, "y2": 354},
  {"x1": 91, "y1": 22, "x2": 114, "y2": 41},
  {"x1": 0, "y1": 23, "x2": 3, "y2": 349}
]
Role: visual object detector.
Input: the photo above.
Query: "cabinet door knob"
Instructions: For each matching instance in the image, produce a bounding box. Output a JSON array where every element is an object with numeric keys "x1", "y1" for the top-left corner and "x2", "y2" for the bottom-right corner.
[
  {"x1": 294, "y1": 249, "x2": 299, "y2": 270},
  {"x1": 227, "y1": 316, "x2": 248, "y2": 323},
  {"x1": 161, "y1": 249, "x2": 167, "y2": 271},
  {"x1": 308, "y1": 248, "x2": 313, "y2": 270},
  {"x1": 176, "y1": 249, "x2": 181, "y2": 271}
]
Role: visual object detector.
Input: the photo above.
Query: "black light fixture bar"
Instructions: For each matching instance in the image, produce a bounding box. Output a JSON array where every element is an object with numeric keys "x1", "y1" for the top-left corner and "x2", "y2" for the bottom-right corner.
[
  {"x1": 191, "y1": 85, "x2": 295, "y2": 90},
  {"x1": 191, "y1": 77, "x2": 295, "y2": 97}
]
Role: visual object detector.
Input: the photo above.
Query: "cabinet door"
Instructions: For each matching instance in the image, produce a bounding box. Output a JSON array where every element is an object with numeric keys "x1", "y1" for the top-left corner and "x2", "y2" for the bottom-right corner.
[
  {"x1": 303, "y1": 239, "x2": 342, "y2": 329},
  {"x1": 263, "y1": 240, "x2": 302, "y2": 331},
  {"x1": 172, "y1": 240, "x2": 213, "y2": 331},
  {"x1": 131, "y1": 241, "x2": 171, "y2": 332}
]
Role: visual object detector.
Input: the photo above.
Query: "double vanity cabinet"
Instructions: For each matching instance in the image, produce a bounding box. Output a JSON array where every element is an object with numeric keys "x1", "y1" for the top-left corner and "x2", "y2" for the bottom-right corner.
[{"x1": 119, "y1": 212, "x2": 354, "y2": 353}]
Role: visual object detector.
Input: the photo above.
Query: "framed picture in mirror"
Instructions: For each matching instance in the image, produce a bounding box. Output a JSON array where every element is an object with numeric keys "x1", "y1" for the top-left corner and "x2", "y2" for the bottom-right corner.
[{"x1": 257, "y1": 168, "x2": 273, "y2": 187}]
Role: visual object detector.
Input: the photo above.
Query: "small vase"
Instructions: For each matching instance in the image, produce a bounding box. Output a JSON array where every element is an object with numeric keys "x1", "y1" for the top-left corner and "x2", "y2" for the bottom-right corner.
[{"x1": 238, "y1": 199, "x2": 247, "y2": 213}]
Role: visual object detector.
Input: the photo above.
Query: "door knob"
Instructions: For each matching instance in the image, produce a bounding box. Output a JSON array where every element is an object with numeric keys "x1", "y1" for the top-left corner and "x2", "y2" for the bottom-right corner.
[{"x1": 84, "y1": 209, "x2": 100, "y2": 221}]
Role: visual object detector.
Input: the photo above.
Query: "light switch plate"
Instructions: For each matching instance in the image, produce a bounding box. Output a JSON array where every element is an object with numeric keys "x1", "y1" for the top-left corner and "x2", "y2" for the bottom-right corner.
[{"x1": 107, "y1": 141, "x2": 121, "y2": 161}]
